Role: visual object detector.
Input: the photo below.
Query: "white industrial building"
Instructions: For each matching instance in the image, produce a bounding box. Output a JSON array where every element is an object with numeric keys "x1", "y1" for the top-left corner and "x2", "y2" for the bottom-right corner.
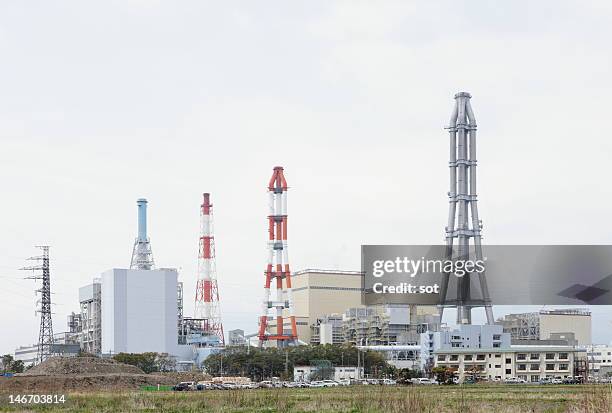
[
  {"x1": 420, "y1": 324, "x2": 511, "y2": 368},
  {"x1": 100, "y1": 268, "x2": 180, "y2": 355}
]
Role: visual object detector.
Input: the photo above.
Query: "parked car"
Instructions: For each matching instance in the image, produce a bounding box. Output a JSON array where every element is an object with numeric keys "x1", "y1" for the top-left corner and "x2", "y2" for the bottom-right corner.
[
  {"x1": 321, "y1": 380, "x2": 339, "y2": 387},
  {"x1": 538, "y1": 378, "x2": 552, "y2": 385},
  {"x1": 382, "y1": 379, "x2": 397, "y2": 386},
  {"x1": 412, "y1": 378, "x2": 434, "y2": 385},
  {"x1": 309, "y1": 381, "x2": 325, "y2": 388},
  {"x1": 337, "y1": 379, "x2": 351, "y2": 386},
  {"x1": 172, "y1": 382, "x2": 193, "y2": 391}
]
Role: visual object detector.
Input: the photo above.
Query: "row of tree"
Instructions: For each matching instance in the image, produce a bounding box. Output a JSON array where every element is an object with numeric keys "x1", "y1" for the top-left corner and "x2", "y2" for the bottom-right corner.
[
  {"x1": 203, "y1": 344, "x2": 394, "y2": 381},
  {"x1": 112, "y1": 352, "x2": 176, "y2": 373}
]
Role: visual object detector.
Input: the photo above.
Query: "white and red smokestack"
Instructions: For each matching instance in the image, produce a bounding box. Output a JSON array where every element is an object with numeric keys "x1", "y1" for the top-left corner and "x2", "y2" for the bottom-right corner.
[
  {"x1": 258, "y1": 166, "x2": 298, "y2": 347},
  {"x1": 194, "y1": 193, "x2": 225, "y2": 345}
]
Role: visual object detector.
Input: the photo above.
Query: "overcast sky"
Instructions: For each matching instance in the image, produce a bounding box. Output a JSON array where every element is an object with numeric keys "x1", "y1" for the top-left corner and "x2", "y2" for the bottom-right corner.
[{"x1": 2, "y1": 1, "x2": 612, "y2": 355}]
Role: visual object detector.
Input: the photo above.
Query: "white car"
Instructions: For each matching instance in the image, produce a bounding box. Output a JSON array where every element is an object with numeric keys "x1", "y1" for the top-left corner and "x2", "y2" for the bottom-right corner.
[
  {"x1": 382, "y1": 379, "x2": 397, "y2": 385},
  {"x1": 321, "y1": 380, "x2": 339, "y2": 387},
  {"x1": 413, "y1": 378, "x2": 434, "y2": 385},
  {"x1": 337, "y1": 379, "x2": 351, "y2": 386}
]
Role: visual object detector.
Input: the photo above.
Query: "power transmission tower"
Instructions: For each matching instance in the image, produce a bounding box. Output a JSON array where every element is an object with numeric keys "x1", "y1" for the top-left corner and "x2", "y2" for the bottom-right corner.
[{"x1": 21, "y1": 246, "x2": 55, "y2": 364}]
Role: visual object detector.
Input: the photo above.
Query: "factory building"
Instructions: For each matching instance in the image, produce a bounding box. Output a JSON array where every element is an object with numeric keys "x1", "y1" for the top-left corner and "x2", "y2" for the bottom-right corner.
[
  {"x1": 228, "y1": 329, "x2": 246, "y2": 346},
  {"x1": 79, "y1": 281, "x2": 102, "y2": 354},
  {"x1": 100, "y1": 268, "x2": 179, "y2": 355},
  {"x1": 266, "y1": 269, "x2": 363, "y2": 344},
  {"x1": 496, "y1": 309, "x2": 592, "y2": 346},
  {"x1": 586, "y1": 345, "x2": 612, "y2": 377}
]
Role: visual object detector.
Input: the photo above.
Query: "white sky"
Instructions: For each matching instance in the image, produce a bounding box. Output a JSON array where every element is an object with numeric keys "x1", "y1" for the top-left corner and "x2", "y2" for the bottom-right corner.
[{"x1": 1, "y1": 1, "x2": 612, "y2": 354}]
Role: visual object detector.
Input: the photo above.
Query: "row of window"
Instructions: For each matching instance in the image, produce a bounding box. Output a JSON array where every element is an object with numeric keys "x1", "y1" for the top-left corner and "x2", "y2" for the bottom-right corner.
[
  {"x1": 438, "y1": 352, "x2": 569, "y2": 362},
  {"x1": 516, "y1": 353, "x2": 568, "y2": 361}
]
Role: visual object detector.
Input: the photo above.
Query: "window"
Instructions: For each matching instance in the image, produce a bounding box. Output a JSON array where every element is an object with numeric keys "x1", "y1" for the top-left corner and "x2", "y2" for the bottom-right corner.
[
  {"x1": 518, "y1": 375, "x2": 527, "y2": 381},
  {"x1": 546, "y1": 364, "x2": 555, "y2": 371},
  {"x1": 477, "y1": 354, "x2": 485, "y2": 361},
  {"x1": 495, "y1": 354, "x2": 501, "y2": 358},
  {"x1": 517, "y1": 354, "x2": 527, "y2": 361},
  {"x1": 437, "y1": 355, "x2": 446, "y2": 362},
  {"x1": 452, "y1": 343, "x2": 460, "y2": 348},
  {"x1": 530, "y1": 364, "x2": 539, "y2": 371},
  {"x1": 493, "y1": 334, "x2": 501, "y2": 340},
  {"x1": 506, "y1": 358, "x2": 511, "y2": 364},
  {"x1": 559, "y1": 353, "x2": 568, "y2": 360},
  {"x1": 493, "y1": 343, "x2": 501, "y2": 348},
  {"x1": 450, "y1": 355, "x2": 459, "y2": 361},
  {"x1": 506, "y1": 369, "x2": 511, "y2": 374},
  {"x1": 530, "y1": 354, "x2": 540, "y2": 360},
  {"x1": 464, "y1": 355, "x2": 473, "y2": 361},
  {"x1": 518, "y1": 364, "x2": 527, "y2": 371},
  {"x1": 559, "y1": 364, "x2": 569, "y2": 371},
  {"x1": 545, "y1": 353, "x2": 555, "y2": 360},
  {"x1": 531, "y1": 375, "x2": 540, "y2": 382},
  {"x1": 495, "y1": 365, "x2": 501, "y2": 368}
]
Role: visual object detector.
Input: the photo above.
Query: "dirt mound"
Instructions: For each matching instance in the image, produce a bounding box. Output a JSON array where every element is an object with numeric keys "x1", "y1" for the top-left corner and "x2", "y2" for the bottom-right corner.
[
  {"x1": 22, "y1": 356, "x2": 144, "y2": 376},
  {"x1": 0, "y1": 374, "x2": 176, "y2": 392},
  {"x1": 156, "y1": 371, "x2": 211, "y2": 383}
]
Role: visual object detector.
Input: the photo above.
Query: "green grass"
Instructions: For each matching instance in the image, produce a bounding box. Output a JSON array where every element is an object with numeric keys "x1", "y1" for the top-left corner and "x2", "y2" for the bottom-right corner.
[{"x1": 0, "y1": 384, "x2": 610, "y2": 413}]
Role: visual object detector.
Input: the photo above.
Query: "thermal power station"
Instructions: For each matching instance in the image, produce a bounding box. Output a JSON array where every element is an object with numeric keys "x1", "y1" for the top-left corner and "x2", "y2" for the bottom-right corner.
[
  {"x1": 100, "y1": 199, "x2": 180, "y2": 355},
  {"x1": 258, "y1": 166, "x2": 298, "y2": 347},
  {"x1": 194, "y1": 193, "x2": 225, "y2": 345},
  {"x1": 438, "y1": 92, "x2": 494, "y2": 325}
]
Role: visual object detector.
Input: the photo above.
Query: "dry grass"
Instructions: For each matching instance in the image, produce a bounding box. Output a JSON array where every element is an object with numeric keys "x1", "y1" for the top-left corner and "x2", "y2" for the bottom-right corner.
[{"x1": 0, "y1": 384, "x2": 610, "y2": 412}]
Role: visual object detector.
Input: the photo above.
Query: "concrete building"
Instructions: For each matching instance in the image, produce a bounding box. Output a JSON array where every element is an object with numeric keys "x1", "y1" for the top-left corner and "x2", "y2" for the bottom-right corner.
[
  {"x1": 421, "y1": 325, "x2": 511, "y2": 369},
  {"x1": 434, "y1": 346, "x2": 583, "y2": 383},
  {"x1": 309, "y1": 305, "x2": 440, "y2": 347},
  {"x1": 496, "y1": 309, "x2": 591, "y2": 346},
  {"x1": 539, "y1": 309, "x2": 591, "y2": 346},
  {"x1": 310, "y1": 314, "x2": 344, "y2": 345},
  {"x1": 293, "y1": 365, "x2": 364, "y2": 382},
  {"x1": 101, "y1": 268, "x2": 179, "y2": 355},
  {"x1": 586, "y1": 345, "x2": 612, "y2": 377},
  {"x1": 268, "y1": 269, "x2": 363, "y2": 343},
  {"x1": 79, "y1": 281, "x2": 102, "y2": 354},
  {"x1": 228, "y1": 329, "x2": 246, "y2": 346},
  {"x1": 358, "y1": 345, "x2": 421, "y2": 369}
]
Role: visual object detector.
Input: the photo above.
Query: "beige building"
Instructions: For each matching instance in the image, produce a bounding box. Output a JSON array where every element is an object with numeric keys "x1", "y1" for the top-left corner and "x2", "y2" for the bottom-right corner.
[
  {"x1": 268, "y1": 269, "x2": 363, "y2": 343},
  {"x1": 435, "y1": 346, "x2": 583, "y2": 383},
  {"x1": 539, "y1": 309, "x2": 591, "y2": 346}
]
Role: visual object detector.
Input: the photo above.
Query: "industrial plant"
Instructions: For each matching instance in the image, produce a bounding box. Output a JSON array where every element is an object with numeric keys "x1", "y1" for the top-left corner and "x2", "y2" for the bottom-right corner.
[{"x1": 10, "y1": 93, "x2": 609, "y2": 384}]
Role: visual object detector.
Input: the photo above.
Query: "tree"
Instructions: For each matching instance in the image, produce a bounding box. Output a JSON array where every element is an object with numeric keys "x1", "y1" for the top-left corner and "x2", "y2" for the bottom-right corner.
[
  {"x1": 432, "y1": 366, "x2": 455, "y2": 385},
  {"x1": 1, "y1": 354, "x2": 24, "y2": 374},
  {"x1": 113, "y1": 352, "x2": 159, "y2": 373}
]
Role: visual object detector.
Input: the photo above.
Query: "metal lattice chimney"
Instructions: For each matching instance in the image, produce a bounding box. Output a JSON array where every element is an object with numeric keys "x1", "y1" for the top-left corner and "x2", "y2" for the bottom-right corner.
[{"x1": 438, "y1": 92, "x2": 494, "y2": 325}]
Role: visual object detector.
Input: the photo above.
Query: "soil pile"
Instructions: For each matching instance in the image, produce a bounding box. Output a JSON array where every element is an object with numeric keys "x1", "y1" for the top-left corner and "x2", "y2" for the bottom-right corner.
[{"x1": 21, "y1": 356, "x2": 144, "y2": 376}]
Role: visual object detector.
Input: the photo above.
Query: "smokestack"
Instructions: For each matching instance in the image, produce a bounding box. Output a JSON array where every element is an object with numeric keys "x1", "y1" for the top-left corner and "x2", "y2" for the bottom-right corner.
[
  {"x1": 130, "y1": 198, "x2": 155, "y2": 270},
  {"x1": 137, "y1": 198, "x2": 148, "y2": 242}
]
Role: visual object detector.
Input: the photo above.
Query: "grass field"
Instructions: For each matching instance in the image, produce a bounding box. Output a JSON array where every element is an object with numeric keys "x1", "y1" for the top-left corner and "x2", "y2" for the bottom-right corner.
[{"x1": 0, "y1": 384, "x2": 610, "y2": 413}]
